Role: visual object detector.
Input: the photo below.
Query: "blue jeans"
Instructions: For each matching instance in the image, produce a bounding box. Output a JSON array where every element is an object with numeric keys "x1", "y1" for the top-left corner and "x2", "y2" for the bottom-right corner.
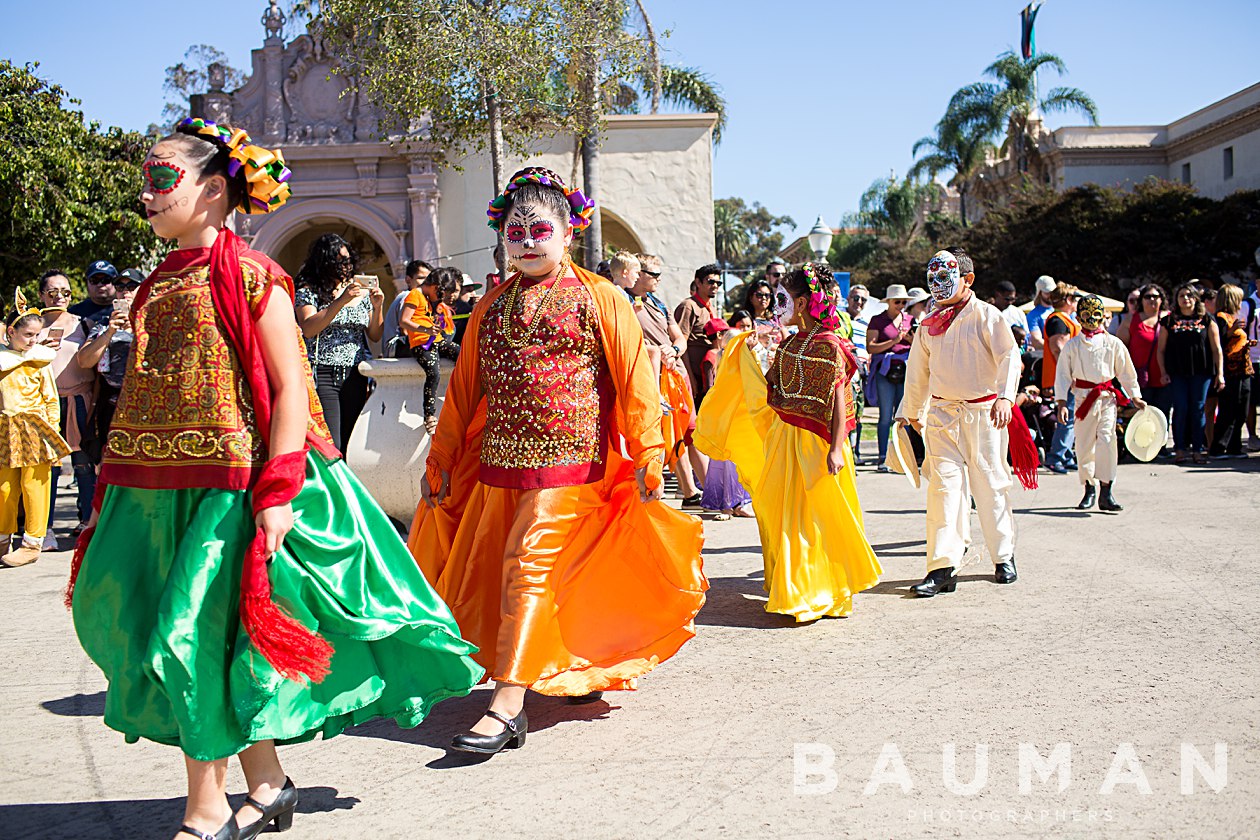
[
  {"x1": 1048, "y1": 392, "x2": 1076, "y2": 468},
  {"x1": 1169, "y1": 373, "x2": 1211, "y2": 453},
  {"x1": 875, "y1": 373, "x2": 905, "y2": 463},
  {"x1": 49, "y1": 394, "x2": 97, "y2": 528}
]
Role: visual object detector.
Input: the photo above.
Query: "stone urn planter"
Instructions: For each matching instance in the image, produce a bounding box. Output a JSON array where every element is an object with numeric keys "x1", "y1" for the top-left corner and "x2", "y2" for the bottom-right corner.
[{"x1": 343, "y1": 357, "x2": 451, "y2": 527}]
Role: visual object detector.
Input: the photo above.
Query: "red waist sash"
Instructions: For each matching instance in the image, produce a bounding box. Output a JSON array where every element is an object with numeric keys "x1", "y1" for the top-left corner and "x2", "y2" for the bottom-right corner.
[{"x1": 1073, "y1": 378, "x2": 1130, "y2": 420}]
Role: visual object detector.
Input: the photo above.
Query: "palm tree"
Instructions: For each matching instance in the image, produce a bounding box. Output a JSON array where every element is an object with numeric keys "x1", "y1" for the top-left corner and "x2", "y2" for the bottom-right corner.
[
  {"x1": 713, "y1": 202, "x2": 748, "y2": 269},
  {"x1": 950, "y1": 50, "x2": 1098, "y2": 175},
  {"x1": 909, "y1": 112, "x2": 998, "y2": 226},
  {"x1": 848, "y1": 174, "x2": 941, "y2": 245}
]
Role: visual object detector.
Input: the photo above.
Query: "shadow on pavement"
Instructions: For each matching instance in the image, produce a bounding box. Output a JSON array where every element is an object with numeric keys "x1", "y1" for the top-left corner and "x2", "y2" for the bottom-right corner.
[
  {"x1": 864, "y1": 574, "x2": 995, "y2": 598},
  {"x1": 695, "y1": 574, "x2": 808, "y2": 630},
  {"x1": 343, "y1": 689, "x2": 614, "y2": 768},
  {"x1": 41, "y1": 691, "x2": 106, "y2": 717},
  {"x1": 0, "y1": 786, "x2": 356, "y2": 840},
  {"x1": 700, "y1": 545, "x2": 763, "y2": 556}
]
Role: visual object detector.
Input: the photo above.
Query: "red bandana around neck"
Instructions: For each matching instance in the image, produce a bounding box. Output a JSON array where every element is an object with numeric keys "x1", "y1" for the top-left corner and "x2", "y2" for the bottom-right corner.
[{"x1": 922, "y1": 292, "x2": 972, "y2": 336}]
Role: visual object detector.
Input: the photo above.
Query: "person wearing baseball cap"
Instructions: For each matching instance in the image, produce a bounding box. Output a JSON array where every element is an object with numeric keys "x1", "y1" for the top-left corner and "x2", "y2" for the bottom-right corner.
[
  {"x1": 1025, "y1": 275, "x2": 1056, "y2": 358},
  {"x1": 68, "y1": 260, "x2": 118, "y2": 322}
]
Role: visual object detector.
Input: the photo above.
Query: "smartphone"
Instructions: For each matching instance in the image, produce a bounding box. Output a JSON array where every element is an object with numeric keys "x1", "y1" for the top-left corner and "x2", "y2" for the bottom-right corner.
[
  {"x1": 353, "y1": 274, "x2": 380, "y2": 290},
  {"x1": 46, "y1": 327, "x2": 64, "y2": 342},
  {"x1": 113, "y1": 298, "x2": 132, "y2": 316}
]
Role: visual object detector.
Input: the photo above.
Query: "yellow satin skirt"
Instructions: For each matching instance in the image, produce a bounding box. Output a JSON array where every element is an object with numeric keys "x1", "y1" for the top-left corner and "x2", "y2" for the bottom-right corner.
[
  {"x1": 696, "y1": 340, "x2": 881, "y2": 621},
  {"x1": 408, "y1": 415, "x2": 707, "y2": 695}
]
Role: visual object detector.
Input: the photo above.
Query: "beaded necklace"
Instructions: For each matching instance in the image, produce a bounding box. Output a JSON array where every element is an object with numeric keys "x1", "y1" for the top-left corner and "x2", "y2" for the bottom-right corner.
[
  {"x1": 776, "y1": 321, "x2": 831, "y2": 404},
  {"x1": 499, "y1": 252, "x2": 571, "y2": 349}
]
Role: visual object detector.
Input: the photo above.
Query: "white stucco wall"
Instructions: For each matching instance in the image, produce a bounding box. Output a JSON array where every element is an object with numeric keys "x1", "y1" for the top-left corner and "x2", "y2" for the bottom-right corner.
[
  {"x1": 1168, "y1": 131, "x2": 1260, "y2": 199},
  {"x1": 436, "y1": 114, "x2": 717, "y2": 307}
]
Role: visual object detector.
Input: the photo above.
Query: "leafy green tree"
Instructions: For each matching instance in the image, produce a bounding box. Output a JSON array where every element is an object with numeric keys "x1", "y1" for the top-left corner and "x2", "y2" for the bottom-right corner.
[
  {"x1": 950, "y1": 51, "x2": 1098, "y2": 175},
  {"x1": 847, "y1": 174, "x2": 941, "y2": 245},
  {"x1": 713, "y1": 197, "x2": 794, "y2": 275},
  {"x1": 0, "y1": 61, "x2": 163, "y2": 303}
]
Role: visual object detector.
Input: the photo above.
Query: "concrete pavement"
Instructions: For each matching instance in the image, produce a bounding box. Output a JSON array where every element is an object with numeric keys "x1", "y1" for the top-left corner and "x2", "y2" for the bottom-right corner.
[{"x1": 2, "y1": 456, "x2": 1258, "y2": 839}]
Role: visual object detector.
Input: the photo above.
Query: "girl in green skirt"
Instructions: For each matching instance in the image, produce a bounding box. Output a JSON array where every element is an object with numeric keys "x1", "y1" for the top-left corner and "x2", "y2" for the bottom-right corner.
[{"x1": 67, "y1": 118, "x2": 483, "y2": 840}]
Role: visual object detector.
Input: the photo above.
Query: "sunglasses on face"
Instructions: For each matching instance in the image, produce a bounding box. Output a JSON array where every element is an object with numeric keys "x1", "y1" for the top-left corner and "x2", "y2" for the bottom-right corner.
[
  {"x1": 767, "y1": 272, "x2": 785, "y2": 279},
  {"x1": 44, "y1": 289, "x2": 71, "y2": 298},
  {"x1": 850, "y1": 296, "x2": 868, "y2": 304},
  {"x1": 752, "y1": 292, "x2": 771, "y2": 299},
  {"x1": 642, "y1": 270, "x2": 662, "y2": 278},
  {"x1": 701, "y1": 279, "x2": 720, "y2": 286}
]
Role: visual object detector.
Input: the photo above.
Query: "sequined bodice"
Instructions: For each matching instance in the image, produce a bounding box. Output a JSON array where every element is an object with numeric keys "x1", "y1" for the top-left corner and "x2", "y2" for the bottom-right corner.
[
  {"x1": 767, "y1": 330, "x2": 850, "y2": 442},
  {"x1": 477, "y1": 274, "x2": 612, "y2": 488}
]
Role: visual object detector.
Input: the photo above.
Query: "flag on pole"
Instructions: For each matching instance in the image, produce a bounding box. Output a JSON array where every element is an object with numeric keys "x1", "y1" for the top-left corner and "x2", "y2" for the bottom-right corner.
[{"x1": 1020, "y1": 2, "x2": 1042, "y2": 60}]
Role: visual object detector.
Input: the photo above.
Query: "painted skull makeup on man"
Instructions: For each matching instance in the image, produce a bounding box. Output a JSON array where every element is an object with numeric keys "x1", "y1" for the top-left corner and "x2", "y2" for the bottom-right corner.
[
  {"x1": 502, "y1": 201, "x2": 569, "y2": 278},
  {"x1": 926, "y1": 250, "x2": 961, "y2": 302}
]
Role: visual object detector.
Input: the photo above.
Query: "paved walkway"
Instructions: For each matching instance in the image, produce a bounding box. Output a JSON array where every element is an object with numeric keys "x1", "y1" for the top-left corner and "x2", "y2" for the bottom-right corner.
[{"x1": 2, "y1": 457, "x2": 1258, "y2": 839}]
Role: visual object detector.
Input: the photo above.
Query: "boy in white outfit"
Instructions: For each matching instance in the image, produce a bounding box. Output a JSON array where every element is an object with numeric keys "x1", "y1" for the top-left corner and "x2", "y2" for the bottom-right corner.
[
  {"x1": 1054, "y1": 295, "x2": 1146, "y2": 512},
  {"x1": 898, "y1": 248, "x2": 1039, "y2": 598}
]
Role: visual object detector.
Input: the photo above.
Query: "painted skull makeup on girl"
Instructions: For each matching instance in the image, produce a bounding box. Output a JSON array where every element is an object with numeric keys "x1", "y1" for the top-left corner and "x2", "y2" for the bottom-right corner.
[
  {"x1": 926, "y1": 250, "x2": 961, "y2": 302},
  {"x1": 144, "y1": 161, "x2": 185, "y2": 194},
  {"x1": 503, "y1": 201, "x2": 569, "y2": 279}
]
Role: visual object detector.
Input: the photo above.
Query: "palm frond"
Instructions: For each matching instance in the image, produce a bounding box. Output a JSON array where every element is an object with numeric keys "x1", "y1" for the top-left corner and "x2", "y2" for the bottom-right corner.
[{"x1": 659, "y1": 65, "x2": 727, "y2": 143}]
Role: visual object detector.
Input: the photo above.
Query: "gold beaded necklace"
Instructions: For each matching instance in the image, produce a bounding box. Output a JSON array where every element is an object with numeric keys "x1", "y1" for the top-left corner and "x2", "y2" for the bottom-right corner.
[
  {"x1": 776, "y1": 321, "x2": 835, "y2": 404},
  {"x1": 500, "y1": 252, "x2": 571, "y2": 349}
]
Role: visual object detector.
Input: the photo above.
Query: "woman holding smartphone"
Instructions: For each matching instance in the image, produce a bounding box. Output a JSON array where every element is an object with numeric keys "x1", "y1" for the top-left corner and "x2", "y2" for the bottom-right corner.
[
  {"x1": 35, "y1": 270, "x2": 97, "y2": 545},
  {"x1": 293, "y1": 234, "x2": 385, "y2": 450}
]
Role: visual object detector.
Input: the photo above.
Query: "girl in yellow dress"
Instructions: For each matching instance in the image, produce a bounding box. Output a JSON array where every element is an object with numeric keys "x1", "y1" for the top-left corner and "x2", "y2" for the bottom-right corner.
[
  {"x1": 696, "y1": 263, "x2": 880, "y2": 621},
  {"x1": 1, "y1": 298, "x2": 72, "y2": 567}
]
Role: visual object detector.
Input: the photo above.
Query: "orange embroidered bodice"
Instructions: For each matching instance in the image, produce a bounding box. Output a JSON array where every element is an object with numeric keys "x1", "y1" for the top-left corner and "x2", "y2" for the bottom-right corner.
[
  {"x1": 101, "y1": 250, "x2": 334, "y2": 490},
  {"x1": 477, "y1": 274, "x2": 613, "y2": 489},
  {"x1": 767, "y1": 329, "x2": 855, "y2": 444}
]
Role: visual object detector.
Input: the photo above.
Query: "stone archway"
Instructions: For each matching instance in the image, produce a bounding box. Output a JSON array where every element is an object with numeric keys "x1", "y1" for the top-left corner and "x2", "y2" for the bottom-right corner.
[
  {"x1": 599, "y1": 207, "x2": 646, "y2": 256},
  {"x1": 250, "y1": 198, "x2": 404, "y2": 291}
]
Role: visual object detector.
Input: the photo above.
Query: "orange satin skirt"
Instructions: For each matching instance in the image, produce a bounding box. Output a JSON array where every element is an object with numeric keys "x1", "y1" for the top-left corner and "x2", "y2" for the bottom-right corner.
[
  {"x1": 660, "y1": 365, "x2": 695, "y2": 468},
  {"x1": 408, "y1": 429, "x2": 707, "y2": 696}
]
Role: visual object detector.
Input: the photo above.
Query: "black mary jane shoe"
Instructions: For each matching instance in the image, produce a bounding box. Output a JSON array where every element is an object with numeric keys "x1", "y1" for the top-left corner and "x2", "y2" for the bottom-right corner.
[
  {"x1": 1098, "y1": 482, "x2": 1123, "y2": 513},
  {"x1": 1077, "y1": 482, "x2": 1097, "y2": 510},
  {"x1": 567, "y1": 691, "x2": 604, "y2": 705},
  {"x1": 237, "y1": 778, "x2": 298, "y2": 840},
  {"x1": 450, "y1": 708, "x2": 528, "y2": 755},
  {"x1": 680, "y1": 493, "x2": 703, "y2": 510},
  {"x1": 179, "y1": 820, "x2": 239, "y2": 840},
  {"x1": 994, "y1": 558, "x2": 1018, "y2": 584},
  {"x1": 910, "y1": 568, "x2": 957, "y2": 597}
]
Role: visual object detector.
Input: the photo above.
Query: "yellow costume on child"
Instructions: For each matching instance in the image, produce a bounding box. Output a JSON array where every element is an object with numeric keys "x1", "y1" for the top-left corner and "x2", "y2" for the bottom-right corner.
[
  {"x1": 0, "y1": 344, "x2": 72, "y2": 549},
  {"x1": 696, "y1": 331, "x2": 880, "y2": 621}
]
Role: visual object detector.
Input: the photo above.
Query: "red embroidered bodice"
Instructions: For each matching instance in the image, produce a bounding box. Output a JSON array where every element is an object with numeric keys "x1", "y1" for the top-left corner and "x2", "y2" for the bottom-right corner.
[
  {"x1": 767, "y1": 330, "x2": 855, "y2": 444},
  {"x1": 101, "y1": 249, "x2": 334, "y2": 490},
  {"x1": 477, "y1": 274, "x2": 613, "y2": 489}
]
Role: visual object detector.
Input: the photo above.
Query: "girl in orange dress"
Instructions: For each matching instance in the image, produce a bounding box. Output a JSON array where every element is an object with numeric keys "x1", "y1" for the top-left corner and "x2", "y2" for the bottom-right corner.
[{"x1": 408, "y1": 166, "x2": 707, "y2": 756}]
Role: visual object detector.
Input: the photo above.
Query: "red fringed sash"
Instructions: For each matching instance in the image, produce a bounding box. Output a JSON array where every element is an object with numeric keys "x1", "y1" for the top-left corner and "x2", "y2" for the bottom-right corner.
[{"x1": 1074, "y1": 378, "x2": 1131, "y2": 421}]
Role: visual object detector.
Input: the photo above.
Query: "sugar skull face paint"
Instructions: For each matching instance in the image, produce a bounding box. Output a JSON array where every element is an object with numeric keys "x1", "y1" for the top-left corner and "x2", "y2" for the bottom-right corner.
[
  {"x1": 1077, "y1": 295, "x2": 1107, "y2": 331},
  {"x1": 503, "y1": 201, "x2": 570, "y2": 279},
  {"x1": 772, "y1": 286, "x2": 796, "y2": 322},
  {"x1": 144, "y1": 161, "x2": 185, "y2": 194},
  {"x1": 926, "y1": 250, "x2": 961, "y2": 302}
]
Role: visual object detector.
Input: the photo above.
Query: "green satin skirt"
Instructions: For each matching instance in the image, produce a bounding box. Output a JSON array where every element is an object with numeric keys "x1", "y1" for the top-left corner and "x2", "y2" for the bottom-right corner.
[{"x1": 72, "y1": 452, "x2": 484, "y2": 761}]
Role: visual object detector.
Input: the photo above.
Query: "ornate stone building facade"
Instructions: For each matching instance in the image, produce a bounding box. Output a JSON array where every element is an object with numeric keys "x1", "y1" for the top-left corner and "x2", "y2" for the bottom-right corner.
[{"x1": 192, "y1": 3, "x2": 717, "y2": 304}]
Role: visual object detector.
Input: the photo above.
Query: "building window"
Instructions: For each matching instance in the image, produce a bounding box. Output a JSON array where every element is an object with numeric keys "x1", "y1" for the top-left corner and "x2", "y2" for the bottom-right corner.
[
  {"x1": 1181, "y1": 163, "x2": 1191, "y2": 184},
  {"x1": 1224, "y1": 147, "x2": 1234, "y2": 179}
]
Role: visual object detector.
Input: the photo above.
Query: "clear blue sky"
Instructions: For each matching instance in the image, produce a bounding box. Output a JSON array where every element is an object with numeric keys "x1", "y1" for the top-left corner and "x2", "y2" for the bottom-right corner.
[{"x1": 3, "y1": 0, "x2": 1256, "y2": 240}]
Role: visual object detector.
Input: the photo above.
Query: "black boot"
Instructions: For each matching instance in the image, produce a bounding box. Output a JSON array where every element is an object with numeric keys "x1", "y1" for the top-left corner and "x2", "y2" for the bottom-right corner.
[
  {"x1": 1098, "y1": 482, "x2": 1123, "y2": 512},
  {"x1": 994, "y1": 557, "x2": 1018, "y2": 584},
  {"x1": 910, "y1": 568, "x2": 957, "y2": 597},
  {"x1": 451, "y1": 708, "x2": 528, "y2": 755},
  {"x1": 1077, "y1": 482, "x2": 1097, "y2": 510}
]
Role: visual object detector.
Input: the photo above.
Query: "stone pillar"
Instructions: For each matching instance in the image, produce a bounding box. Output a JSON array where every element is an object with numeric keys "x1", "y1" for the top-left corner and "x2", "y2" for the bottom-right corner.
[
  {"x1": 262, "y1": 37, "x2": 285, "y2": 141},
  {"x1": 406, "y1": 154, "x2": 441, "y2": 262}
]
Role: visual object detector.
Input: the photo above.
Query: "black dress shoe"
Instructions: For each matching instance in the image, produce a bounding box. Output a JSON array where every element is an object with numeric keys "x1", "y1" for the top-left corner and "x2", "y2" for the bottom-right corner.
[
  {"x1": 237, "y1": 778, "x2": 298, "y2": 840},
  {"x1": 1077, "y1": 482, "x2": 1097, "y2": 510},
  {"x1": 910, "y1": 568, "x2": 957, "y2": 597},
  {"x1": 1098, "y1": 482, "x2": 1123, "y2": 512},
  {"x1": 567, "y1": 691, "x2": 604, "y2": 705},
  {"x1": 681, "y1": 494, "x2": 703, "y2": 509},
  {"x1": 179, "y1": 820, "x2": 239, "y2": 840},
  {"x1": 451, "y1": 708, "x2": 528, "y2": 755},
  {"x1": 994, "y1": 558, "x2": 1017, "y2": 584}
]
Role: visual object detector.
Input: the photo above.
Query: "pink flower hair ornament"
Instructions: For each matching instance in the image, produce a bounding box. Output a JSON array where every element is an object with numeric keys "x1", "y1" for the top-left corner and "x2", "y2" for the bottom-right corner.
[
  {"x1": 802, "y1": 263, "x2": 841, "y2": 330},
  {"x1": 486, "y1": 166, "x2": 596, "y2": 236}
]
